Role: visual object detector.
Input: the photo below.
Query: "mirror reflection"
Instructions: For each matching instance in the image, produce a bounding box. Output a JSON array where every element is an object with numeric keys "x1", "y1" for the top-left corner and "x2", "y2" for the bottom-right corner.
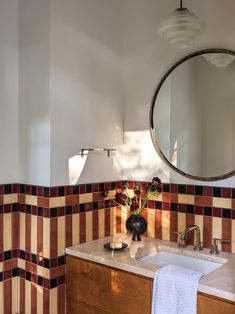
[{"x1": 151, "y1": 50, "x2": 235, "y2": 180}]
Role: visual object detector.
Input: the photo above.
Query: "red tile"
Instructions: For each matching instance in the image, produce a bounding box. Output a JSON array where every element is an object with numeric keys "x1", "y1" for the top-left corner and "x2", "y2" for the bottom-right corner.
[
  {"x1": 65, "y1": 195, "x2": 79, "y2": 206},
  {"x1": 18, "y1": 194, "x2": 26, "y2": 204},
  {"x1": 195, "y1": 196, "x2": 212, "y2": 207},
  {"x1": 31, "y1": 283, "x2": 37, "y2": 314},
  {"x1": 162, "y1": 202, "x2": 169, "y2": 210},
  {"x1": 26, "y1": 214, "x2": 31, "y2": 252},
  {"x1": 3, "y1": 258, "x2": 17, "y2": 271},
  {"x1": 65, "y1": 186, "x2": 73, "y2": 195},
  {"x1": 65, "y1": 215, "x2": 72, "y2": 247},
  {"x1": 170, "y1": 212, "x2": 178, "y2": 242},
  {"x1": 105, "y1": 208, "x2": 110, "y2": 237},
  {"x1": 92, "y1": 211, "x2": 99, "y2": 240},
  {"x1": 232, "y1": 200, "x2": 235, "y2": 210},
  {"x1": 155, "y1": 210, "x2": 162, "y2": 239},
  {"x1": 58, "y1": 284, "x2": 66, "y2": 314},
  {"x1": 37, "y1": 217, "x2": 43, "y2": 257},
  {"x1": 43, "y1": 288, "x2": 49, "y2": 314},
  {"x1": 50, "y1": 265, "x2": 66, "y2": 278},
  {"x1": 186, "y1": 214, "x2": 195, "y2": 245},
  {"x1": 203, "y1": 216, "x2": 212, "y2": 249},
  {"x1": 12, "y1": 212, "x2": 19, "y2": 250},
  {"x1": 93, "y1": 184, "x2": 99, "y2": 193},
  {"x1": 20, "y1": 278, "x2": 25, "y2": 314},
  {"x1": 3, "y1": 279, "x2": 12, "y2": 314},
  {"x1": 170, "y1": 184, "x2": 178, "y2": 193},
  {"x1": 178, "y1": 204, "x2": 186, "y2": 213},
  {"x1": 93, "y1": 192, "x2": 105, "y2": 202},
  {"x1": 170, "y1": 194, "x2": 178, "y2": 203},
  {"x1": 233, "y1": 210, "x2": 235, "y2": 220},
  {"x1": 57, "y1": 207, "x2": 65, "y2": 217},
  {"x1": 38, "y1": 197, "x2": 49, "y2": 208},
  {"x1": 162, "y1": 193, "x2": 170, "y2": 202},
  {"x1": 195, "y1": 206, "x2": 203, "y2": 215},
  {"x1": 50, "y1": 218, "x2": 58, "y2": 259},
  {"x1": 222, "y1": 219, "x2": 231, "y2": 253},
  {"x1": 79, "y1": 213, "x2": 86, "y2": 243}
]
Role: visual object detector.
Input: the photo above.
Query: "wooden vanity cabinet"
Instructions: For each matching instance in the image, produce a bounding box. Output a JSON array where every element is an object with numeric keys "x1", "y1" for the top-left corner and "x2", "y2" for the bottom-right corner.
[{"x1": 66, "y1": 255, "x2": 235, "y2": 314}]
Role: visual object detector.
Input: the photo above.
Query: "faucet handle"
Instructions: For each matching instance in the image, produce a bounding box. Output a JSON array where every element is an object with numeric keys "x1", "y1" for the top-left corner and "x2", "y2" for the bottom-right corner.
[{"x1": 210, "y1": 238, "x2": 230, "y2": 255}]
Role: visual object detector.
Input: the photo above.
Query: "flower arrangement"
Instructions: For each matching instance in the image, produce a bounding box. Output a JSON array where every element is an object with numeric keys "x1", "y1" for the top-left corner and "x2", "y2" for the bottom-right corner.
[{"x1": 114, "y1": 177, "x2": 162, "y2": 216}]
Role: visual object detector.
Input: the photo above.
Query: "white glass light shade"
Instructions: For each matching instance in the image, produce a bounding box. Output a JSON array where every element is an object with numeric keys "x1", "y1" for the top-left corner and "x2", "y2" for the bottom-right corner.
[
  {"x1": 203, "y1": 53, "x2": 235, "y2": 68},
  {"x1": 158, "y1": 8, "x2": 204, "y2": 49}
]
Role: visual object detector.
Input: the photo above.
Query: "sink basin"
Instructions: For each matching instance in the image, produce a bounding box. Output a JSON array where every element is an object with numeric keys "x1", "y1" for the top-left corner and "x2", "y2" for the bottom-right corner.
[{"x1": 138, "y1": 251, "x2": 224, "y2": 274}]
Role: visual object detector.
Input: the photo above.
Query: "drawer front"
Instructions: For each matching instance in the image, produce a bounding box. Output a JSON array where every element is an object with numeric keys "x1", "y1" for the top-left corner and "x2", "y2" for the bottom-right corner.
[
  {"x1": 197, "y1": 293, "x2": 235, "y2": 314},
  {"x1": 66, "y1": 256, "x2": 153, "y2": 314},
  {"x1": 67, "y1": 298, "x2": 109, "y2": 314}
]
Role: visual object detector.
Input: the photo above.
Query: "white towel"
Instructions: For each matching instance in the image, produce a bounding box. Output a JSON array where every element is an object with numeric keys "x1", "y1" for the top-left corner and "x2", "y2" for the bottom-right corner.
[{"x1": 151, "y1": 264, "x2": 203, "y2": 314}]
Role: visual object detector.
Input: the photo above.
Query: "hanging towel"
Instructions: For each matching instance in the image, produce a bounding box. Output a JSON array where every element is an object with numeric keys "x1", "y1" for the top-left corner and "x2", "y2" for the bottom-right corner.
[{"x1": 151, "y1": 264, "x2": 204, "y2": 314}]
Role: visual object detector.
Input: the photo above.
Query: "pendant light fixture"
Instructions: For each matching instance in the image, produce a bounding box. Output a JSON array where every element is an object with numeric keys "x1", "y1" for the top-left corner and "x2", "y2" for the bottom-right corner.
[{"x1": 158, "y1": 0, "x2": 204, "y2": 49}]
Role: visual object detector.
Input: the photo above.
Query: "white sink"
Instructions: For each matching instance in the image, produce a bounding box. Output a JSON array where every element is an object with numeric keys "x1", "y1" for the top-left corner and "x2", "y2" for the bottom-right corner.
[{"x1": 138, "y1": 251, "x2": 224, "y2": 274}]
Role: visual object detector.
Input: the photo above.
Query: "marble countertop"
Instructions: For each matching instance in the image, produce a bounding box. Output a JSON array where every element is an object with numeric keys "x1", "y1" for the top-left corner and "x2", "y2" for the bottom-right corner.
[{"x1": 66, "y1": 233, "x2": 235, "y2": 302}]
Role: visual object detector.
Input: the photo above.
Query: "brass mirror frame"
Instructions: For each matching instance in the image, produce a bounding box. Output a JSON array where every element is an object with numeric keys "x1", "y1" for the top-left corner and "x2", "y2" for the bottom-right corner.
[{"x1": 150, "y1": 48, "x2": 235, "y2": 181}]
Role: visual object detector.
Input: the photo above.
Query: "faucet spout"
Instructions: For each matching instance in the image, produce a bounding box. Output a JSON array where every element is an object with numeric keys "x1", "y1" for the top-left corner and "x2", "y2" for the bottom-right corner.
[{"x1": 178, "y1": 225, "x2": 203, "y2": 251}]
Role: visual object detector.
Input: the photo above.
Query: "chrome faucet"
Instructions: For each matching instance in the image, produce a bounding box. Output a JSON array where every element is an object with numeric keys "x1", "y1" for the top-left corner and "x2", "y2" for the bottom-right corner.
[{"x1": 174, "y1": 225, "x2": 203, "y2": 251}]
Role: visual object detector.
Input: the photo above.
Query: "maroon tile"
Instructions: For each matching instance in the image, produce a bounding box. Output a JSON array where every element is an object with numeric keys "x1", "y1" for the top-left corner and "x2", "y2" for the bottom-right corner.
[
  {"x1": 57, "y1": 284, "x2": 65, "y2": 314},
  {"x1": 93, "y1": 184, "x2": 99, "y2": 193},
  {"x1": 162, "y1": 202, "x2": 169, "y2": 210},
  {"x1": 50, "y1": 218, "x2": 58, "y2": 259},
  {"x1": 65, "y1": 215, "x2": 72, "y2": 247},
  {"x1": 155, "y1": 210, "x2": 162, "y2": 239},
  {"x1": 37, "y1": 187, "x2": 44, "y2": 197},
  {"x1": 222, "y1": 188, "x2": 232, "y2": 199},
  {"x1": 213, "y1": 207, "x2": 221, "y2": 217},
  {"x1": 170, "y1": 184, "x2": 178, "y2": 194},
  {"x1": 72, "y1": 205, "x2": 79, "y2": 214},
  {"x1": 92, "y1": 211, "x2": 99, "y2": 240},
  {"x1": 43, "y1": 288, "x2": 50, "y2": 314},
  {"x1": 43, "y1": 208, "x2": 50, "y2": 218},
  {"x1": 50, "y1": 187, "x2": 57, "y2": 197},
  {"x1": 178, "y1": 204, "x2": 186, "y2": 213},
  {"x1": 104, "y1": 182, "x2": 111, "y2": 191},
  {"x1": 105, "y1": 208, "x2": 110, "y2": 237},
  {"x1": 186, "y1": 214, "x2": 194, "y2": 245},
  {"x1": 31, "y1": 282, "x2": 37, "y2": 314},
  {"x1": 195, "y1": 206, "x2": 203, "y2": 215},
  {"x1": 222, "y1": 219, "x2": 231, "y2": 253},
  {"x1": 204, "y1": 186, "x2": 212, "y2": 197},
  {"x1": 79, "y1": 185, "x2": 86, "y2": 194},
  {"x1": 37, "y1": 217, "x2": 43, "y2": 258},
  {"x1": 147, "y1": 200, "x2": 155, "y2": 209},
  {"x1": 203, "y1": 216, "x2": 212, "y2": 249},
  {"x1": 26, "y1": 214, "x2": 31, "y2": 252},
  {"x1": 65, "y1": 186, "x2": 73, "y2": 196},
  {"x1": 186, "y1": 185, "x2": 195, "y2": 195},
  {"x1": 4, "y1": 279, "x2": 12, "y2": 313},
  {"x1": 57, "y1": 207, "x2": 65, "y2": 217},
  {"x1": 232, "y1": 210, "x2": 235, "y2": 219}
]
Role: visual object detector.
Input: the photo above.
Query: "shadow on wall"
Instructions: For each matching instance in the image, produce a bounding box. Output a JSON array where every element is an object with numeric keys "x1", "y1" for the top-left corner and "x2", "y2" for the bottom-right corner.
[
  {"x1": 68, "y1": 130, "x2": 169, "y2": 184},
  {"x1": 113, "y1": 130, "x2": 169, "y2": 182}
]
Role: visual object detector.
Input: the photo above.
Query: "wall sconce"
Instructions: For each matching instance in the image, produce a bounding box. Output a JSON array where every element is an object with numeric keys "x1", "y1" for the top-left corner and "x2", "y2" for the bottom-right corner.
[{"x1": 158, "y1": 0, "x2": 204, "y2": 49}]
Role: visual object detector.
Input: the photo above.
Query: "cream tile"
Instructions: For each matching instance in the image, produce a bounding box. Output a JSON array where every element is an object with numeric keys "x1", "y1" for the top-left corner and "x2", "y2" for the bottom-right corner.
[
  {"x1": 25, "y1": 280, "x2": 31, "y2": 314},
  {"x1": 58, "y1": 217, "x2": 65, "y2": 256},
  {"x1": 37, "y1": 265, "x2": 50, "y2": 279},
  {"x1": 147, "y1": 208, "x2": 155, "y2": 238},
  {"x1": 178, "y1": 194, "x2": 195, "y2": 205},
  {"x1": 43, "y1": 218, "x2": 50, "y2": 259},
  {"x1": 0, "y1": 263, "x2": 2, "y2": 272},
  {"x1": 50, "y1": 197, "x2": 65, "y2": 208},
  {"x1": 20, "y1": 213, "x2": 25, "y2": 251},
  {"x1": 194, "y1": 215, "x2": 203, "y2": 242},
  {"x1": 0, "y1": 282, "x2": 3, "y2": 314},
  {"x1": 98, "y1": 209, "x2": 105, "y2": 239},
  {"x1": 3, "y1": 193, "x2": 17, "y2": 204},
  {"x1": 37, "y1": 285, "x2": 43, "y2": 314},
  {"x1": 213, "y1": 197, "x2": 231, "y2": 209},
  {"x1": 4, "y1": 213, "x2": 12, "y2": 251},
  {"x1": 12, "y1": 277, "x2": 18, "y2": 314},
  {"x1": 121, "y1": 210, "x2": 128, "y2": 233},
  {"x1": 31, "y1": 215, "x2": 37, "y2": 255},
  {"x1": 25, "y1": 195, "x2": 38, "y2": 206},
  {"x1": 106, "y1": 190, "x2": 116, "y2": 200},
  {"x1": 50, "y1": 288, "x2": 58, "y2": 314},
  {"x1": 232, "y1": 220, "x2": 235, "y2": 254},
  {"x1": 72, "y1": 214, "x2": 80, "y2": 245},
  {"x1": 178, "y1": 213, "x2": 186, "y2": 233},
  {"x1": 18, "y1": 259, "x2": 25, "y2": 270},
  {"x1": 162, "y1": 211, "x2": 170, "y2": 241},
  {"x1": 79, "y1": 193, "x2": 93, "y2": 204},
  {"x1": 110, "y1": 207, "x2": 116, "y2": 235},
  {"x1": 149, "y1": 193, "x2": 162, "y2": 202},
  {"x1": 212, "y1": 217, "x2": 222, "y2": 251},
  {"x1": 86, "y1": 211, "x2": 93, "y2": 242}
]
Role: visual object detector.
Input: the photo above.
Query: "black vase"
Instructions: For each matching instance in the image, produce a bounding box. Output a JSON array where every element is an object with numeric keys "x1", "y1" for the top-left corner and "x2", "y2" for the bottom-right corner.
[{"x1": 126, "y1": 215, "x2": 147, "y2": 241}]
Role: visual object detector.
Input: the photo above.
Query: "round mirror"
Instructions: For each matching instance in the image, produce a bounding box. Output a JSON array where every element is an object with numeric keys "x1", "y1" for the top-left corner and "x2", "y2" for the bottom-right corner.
[{"x1": 150, "y1": 49, "x2": 235, "y2": 181}]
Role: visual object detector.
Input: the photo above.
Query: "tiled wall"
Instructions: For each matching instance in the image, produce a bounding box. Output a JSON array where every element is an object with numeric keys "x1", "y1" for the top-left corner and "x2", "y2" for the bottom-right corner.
[{"x1": 0, "y1": 181, "x2": 235, "y2": 313}]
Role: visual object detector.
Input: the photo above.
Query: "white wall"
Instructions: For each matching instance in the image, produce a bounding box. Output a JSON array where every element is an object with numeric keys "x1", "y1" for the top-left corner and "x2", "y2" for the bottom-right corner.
[
  {"x1": 49, "y1": 0, "x2": 124, "y2": 185},
  {"x1": 0, "y1": 0, "x2": 18, "y2": 184},
  {"x1": 123, "y1": 0, "x2": 235, "y2": 187},
  {"x1": 18, "y1": 0, "x2": 50, "y2": 186}
]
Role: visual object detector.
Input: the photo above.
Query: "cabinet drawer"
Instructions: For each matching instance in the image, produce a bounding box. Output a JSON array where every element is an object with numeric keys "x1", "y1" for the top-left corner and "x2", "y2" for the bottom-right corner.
[
  {"x1": 67, "y1": 298, "x2": 109, "y2": 314},
  {"x1": 66, "y1": 255, "x2": 153, "y2": 314},
  {"x1": 197, "y1": 293, "x2": 235, "y2": 314}
]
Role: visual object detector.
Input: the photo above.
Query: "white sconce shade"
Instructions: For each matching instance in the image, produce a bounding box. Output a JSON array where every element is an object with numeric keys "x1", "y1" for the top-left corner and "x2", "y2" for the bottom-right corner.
[
  {"x1": 158, "y1": 7, "x2": 204, "y2": 49},
  {"x1": 203, "y1": 53, "x2": 235, "y2": 68}
]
